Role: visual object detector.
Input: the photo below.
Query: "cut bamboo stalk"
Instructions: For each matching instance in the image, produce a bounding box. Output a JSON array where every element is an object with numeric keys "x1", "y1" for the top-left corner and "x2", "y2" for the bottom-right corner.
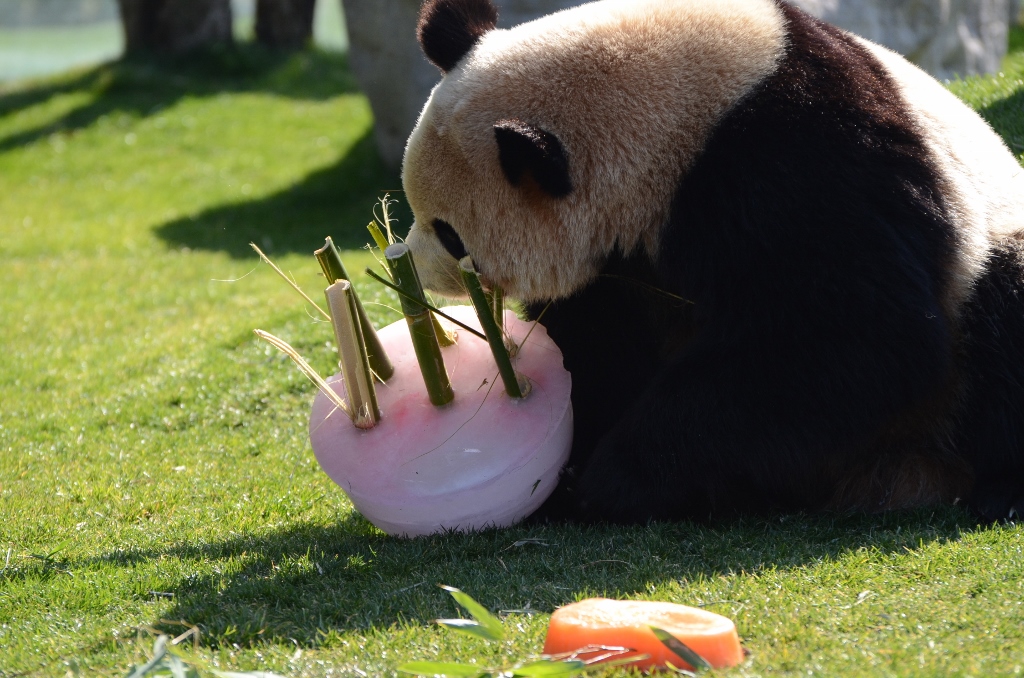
[
  {"x1": 364, "y1": 268, "x2": 487, "y2": 341},
  {"x1": 459, "y1": 257, "x2": 530, "y2": 399},
  {"x1": 315, "y1": 237, "x2": 395, "y2": 382},
  {"x1": 367, "y1": 221, "x2": 390, "y2": 256},
  {"x1": 485, "y1": 285, "x2": 518, "y2": 357},
  {"x1": 385, "y1": 243, "x2": 455, "y2": 407},
  {"x1": 367, "y1": 222, "x2": 454, "y2": 347},
  {"x1": 325, "y1": 280, "x2": 380, "y2": 429}
]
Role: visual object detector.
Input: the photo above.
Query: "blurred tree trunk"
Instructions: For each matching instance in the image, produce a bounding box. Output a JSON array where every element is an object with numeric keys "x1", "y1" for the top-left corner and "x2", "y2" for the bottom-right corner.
[
  {"x1": 255, "y1": 0, "x2": 317, "y2": 49},
  {"x1": 117, "y1": 0, "x2": 233, "y2": 54}
]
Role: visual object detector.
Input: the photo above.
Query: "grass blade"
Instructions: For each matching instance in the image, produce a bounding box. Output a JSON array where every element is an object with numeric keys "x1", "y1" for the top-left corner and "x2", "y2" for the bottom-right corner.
[
  {"x1": 664, "y1": 661, "x2": 699, "y2": 676},
  {"x1": 591, "y1": 655, "x2": 650, "y2": 670},
  {"x1": 441, "y1": 586, "x2": 504, "y2": 641},
  {"x1": 512, "y1": 659, "x2": 586, "y2": 676},
  {"x1": 434, "y1": 618, "x2": 502, "y2": 642},
  {"x1": 650, "y1": 627, "x2": 711, "y2": 672},
  {"x1": 397, "y1": 661, "x2": 488, "y2": 677}
]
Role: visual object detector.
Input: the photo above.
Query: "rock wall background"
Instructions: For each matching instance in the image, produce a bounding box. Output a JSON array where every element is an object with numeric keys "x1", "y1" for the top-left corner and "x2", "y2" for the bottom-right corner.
[
  {"x1": 343, "y1": 0, "x2": 1015, "y2": 170},
  {"x1": 341, "y1": 0, "x2": 585, "y2": 170},
  {"x1": 0, "y1": 0, "x2": 117, "y2": 26},
  {"x1": 796, "y1": 0, "x2": 1010, "y2": 79}
]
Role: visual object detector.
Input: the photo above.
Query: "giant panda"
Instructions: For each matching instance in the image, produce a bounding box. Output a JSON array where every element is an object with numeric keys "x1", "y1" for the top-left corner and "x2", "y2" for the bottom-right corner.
[{"x1": 401, "y1": 0, "x2": 1024, "y2": 523}]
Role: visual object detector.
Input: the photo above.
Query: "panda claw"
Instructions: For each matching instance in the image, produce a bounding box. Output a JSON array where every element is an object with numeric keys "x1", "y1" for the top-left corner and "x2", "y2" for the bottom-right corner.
[{"x1": 1009, "y1": 498, "x2": 1024, "y2": 522}]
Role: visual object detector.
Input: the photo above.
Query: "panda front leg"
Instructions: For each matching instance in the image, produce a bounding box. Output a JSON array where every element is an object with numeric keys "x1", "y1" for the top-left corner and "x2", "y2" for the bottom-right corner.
[
  {"x1": 569, "y1": 319, "x2": 955, "y2": 524},
  {"x1": 570, "y1": 342, "x2": 811, "y2": 523}
]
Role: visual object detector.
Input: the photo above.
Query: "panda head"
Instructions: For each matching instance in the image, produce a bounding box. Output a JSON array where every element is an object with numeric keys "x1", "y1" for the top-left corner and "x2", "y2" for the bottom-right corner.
[{"x1": 402, "y1": 0, "x2": 787, "y2": 302}]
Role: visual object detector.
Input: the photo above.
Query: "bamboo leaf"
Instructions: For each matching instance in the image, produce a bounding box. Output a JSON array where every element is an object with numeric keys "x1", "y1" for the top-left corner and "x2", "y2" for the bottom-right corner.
[
  {"x1": 434, "y1": 618, "x2": 502, "y2": 642},
  {"x1": 167, "y1": 654, "x2": 197, "y2": 678},
  {"x1": 650, "y1": 627, "x2": 711, "y2": 672},
  {"x1": 441, "y1": 586, "x2": 505, "y2": 641},
  {"x1": 125, "y1": 636, "x2": 170, "y2": 677},
  {"x1": 511, "y1": 659, "x2": 586, "y2": 676},
  {"x1": 397, "y1": 661, "x2": 488, "y2": 677}
]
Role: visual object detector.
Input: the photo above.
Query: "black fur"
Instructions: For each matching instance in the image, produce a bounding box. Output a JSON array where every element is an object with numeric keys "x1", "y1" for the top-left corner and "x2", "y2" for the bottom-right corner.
[
  {"x1": 433, "y1": 219, "x2": 469, "y2": 260},
  {"x1": 418, "y1": 0, "x2": 498, "y2": 73},
  {"x1": 956, "y1": 236, "x2": 1024, "y2": 521},
  {"x1": 532, "y1": 3, "x2": 1024, "y2": 523},
  {"x1": 494, "y1": 119, "x2": 574, "y2": 198}
]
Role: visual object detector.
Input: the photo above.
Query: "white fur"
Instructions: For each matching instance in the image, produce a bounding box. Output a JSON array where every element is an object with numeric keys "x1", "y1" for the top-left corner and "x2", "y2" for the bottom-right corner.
[
  {"x1": 404, "y1": 0, "x2": 788, "y2": 301},
  {"x1": 403, "y1": 0, "x2": 1024, "y2": 309},
  {"x1": 854, "y1": 37, "x2": 1024, "y2": 315}
]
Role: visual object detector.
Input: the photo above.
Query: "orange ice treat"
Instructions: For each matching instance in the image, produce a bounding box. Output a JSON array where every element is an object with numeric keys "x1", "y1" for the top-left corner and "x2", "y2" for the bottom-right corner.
[{"x1": 543, "y1": 598, "x2": 744, "y2": 672}]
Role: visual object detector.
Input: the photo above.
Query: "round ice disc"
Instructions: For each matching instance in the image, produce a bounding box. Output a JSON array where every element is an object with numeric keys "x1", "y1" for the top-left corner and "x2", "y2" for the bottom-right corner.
[{"x1": 309, "y1": 307, "x2": 572, "y2": 537}]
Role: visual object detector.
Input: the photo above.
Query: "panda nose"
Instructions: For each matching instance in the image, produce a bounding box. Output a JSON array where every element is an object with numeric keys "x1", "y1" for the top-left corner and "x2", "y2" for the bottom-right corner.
[{"x1": 432, "y1": 219, "x2": 468, "y2": 260}]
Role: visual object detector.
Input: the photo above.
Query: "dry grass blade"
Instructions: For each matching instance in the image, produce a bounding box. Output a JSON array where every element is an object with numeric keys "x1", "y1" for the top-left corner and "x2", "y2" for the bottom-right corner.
[
  {"x1": 373, "y1": 193, "x2": 398, "y2": 244},
  {"x1": 254, "y1": 330, "x2": 349, "y2": 416},
  {"x1": 250, "y1": 242, "x2": 330, "y2": 320}
]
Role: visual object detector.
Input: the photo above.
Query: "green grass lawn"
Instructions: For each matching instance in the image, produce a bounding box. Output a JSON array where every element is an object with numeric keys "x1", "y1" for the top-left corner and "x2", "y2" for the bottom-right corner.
[{"x1": 1, "y1": 29, "x2": 1024, "y2": 677}]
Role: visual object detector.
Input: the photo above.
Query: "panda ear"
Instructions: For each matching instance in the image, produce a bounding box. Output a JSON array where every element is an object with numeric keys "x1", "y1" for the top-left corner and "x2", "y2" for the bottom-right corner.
[
  {"x1": 418, "y1": 0, "x2": 498, "y2": 73},
  {"x1": 494, "y1": 119, "x2": 573, "y2": 198}
]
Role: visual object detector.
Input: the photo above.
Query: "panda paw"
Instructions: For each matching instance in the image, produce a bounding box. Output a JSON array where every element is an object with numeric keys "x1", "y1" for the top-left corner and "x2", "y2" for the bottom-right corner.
[
  {"x1": 969, "y1": 483, "x2": 1024, "y2": 523},
  {"x1": 527, "y1": 466, "x2": 582, "y2": 523},
  {"x1": 572, "y1": 438, "x2": 690, "y2": 524}
]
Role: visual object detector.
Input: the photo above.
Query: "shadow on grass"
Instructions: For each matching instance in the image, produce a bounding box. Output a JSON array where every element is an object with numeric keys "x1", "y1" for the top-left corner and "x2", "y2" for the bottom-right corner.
[
  {"x1": 0, "y1": 45, "x2": 360, "y2": 156},
  {"x1": 152, "y1": 128, "x2": 408, "y2": 258},
  {"x1": 88, "y1": 507, "x2": 982, "y2": 647}
]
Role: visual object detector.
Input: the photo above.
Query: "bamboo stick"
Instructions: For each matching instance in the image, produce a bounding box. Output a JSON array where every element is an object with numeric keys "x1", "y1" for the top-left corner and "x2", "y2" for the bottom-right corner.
[
  {"x1": 314, "y1": 237, "x2": 395, "y2": 382},
  {"x1": 485, "y1": 284, "x2": 518, "y2": 357},
  {"x1": 364, "y1": 268, "x2": 487, "y2": 341},
  {"x1": 325, "y1": 280, "x2": 380, "y2": 429},
  {"x1": 385, "y1": 243, "x2": 455, "y2": 407},
  {"x1": 367, "y1": 221, "x2": 390, "y2": 256},
  {"x1": 459, "y1": 257, "x2": 529, "y2": 399},
  {"x1": 367, "y1": 222, "x2": 454, "y2": 347}
]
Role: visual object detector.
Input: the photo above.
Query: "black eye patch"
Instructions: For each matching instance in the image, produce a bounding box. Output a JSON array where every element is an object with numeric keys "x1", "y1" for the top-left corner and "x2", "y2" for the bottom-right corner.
[{"x1": 432, "y1": 219, "x2": 468, "y2": 260}]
